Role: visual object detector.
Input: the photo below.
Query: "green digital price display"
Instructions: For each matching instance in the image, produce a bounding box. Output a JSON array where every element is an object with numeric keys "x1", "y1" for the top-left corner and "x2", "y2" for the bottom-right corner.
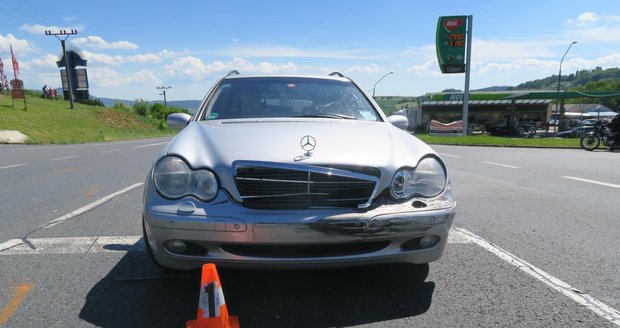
[{"x1": 436, "y1": 16, "x2": 467, "y2": 74}]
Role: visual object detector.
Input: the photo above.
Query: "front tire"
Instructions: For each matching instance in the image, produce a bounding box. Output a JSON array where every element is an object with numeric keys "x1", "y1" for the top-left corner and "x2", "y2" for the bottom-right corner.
[{"x1": 580, "y1": 134, "x2": 600, "y2": 151}]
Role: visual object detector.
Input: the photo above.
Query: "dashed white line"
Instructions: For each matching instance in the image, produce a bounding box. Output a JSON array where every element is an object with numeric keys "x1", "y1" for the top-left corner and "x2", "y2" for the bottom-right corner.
[
  {"x1": 133, "y1": 142, "x2": 168, "y2": 149},
  {"x1": 51, "y1": 155, "x2": 79, "y2": 161},
  {"x1": 562, "y1": 176, "x2": 620, "y2": 189},
  {"x1": 0, "y1": 164, "x2": 28, "y2": 170},
  {"x1": 482, "y1": 161, "x2": 521, "y2": 169},
  {"x1": 453, "y1": 227, "x2": 620, "y2": 326}
]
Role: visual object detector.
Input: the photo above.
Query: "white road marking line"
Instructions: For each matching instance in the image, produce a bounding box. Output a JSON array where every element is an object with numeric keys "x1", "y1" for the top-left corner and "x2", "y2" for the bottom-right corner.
[
  {"x1": 51, "y1": 155, "x2": 79, "y2": 161},
  {"x1": 438, "y1": 153, "x2": 461, "y2": 158},
  {"x1": 562, "y1": 176, "x2": 620, "y2": 189},
  {"x1": 44, "y1": 183, "x2": 144, "y2": 228},
  {"x1": 133, "y1": 142, "x2": 168, "y2": 149},
  {"x1": 0, "y1": 183, "x2": 145, "y2": 252},
  {"x1": 453, "y1": 227, "x2": 620, "y2": 326},
  {"x1": 482, "y1": 161, "x2": 521, "y2": 169},
  {"x1": 0, "y1": 236, "x2": 143, "y2": 255},
  {"x1": 0, "y1": 164, "x2": 28, "y2": 170}
]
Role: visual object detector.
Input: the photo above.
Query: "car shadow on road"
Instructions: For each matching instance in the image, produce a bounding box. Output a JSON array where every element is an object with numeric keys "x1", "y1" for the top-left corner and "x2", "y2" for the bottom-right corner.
[{"x1": 79, "y1": 240, "x2": 435, "y2": 328}]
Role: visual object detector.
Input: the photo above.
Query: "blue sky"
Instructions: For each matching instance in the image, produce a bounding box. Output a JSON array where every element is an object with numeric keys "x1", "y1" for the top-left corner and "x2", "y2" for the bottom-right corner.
[{"x1": 2, "y1": 0, "x2": 619, "y2": 101}]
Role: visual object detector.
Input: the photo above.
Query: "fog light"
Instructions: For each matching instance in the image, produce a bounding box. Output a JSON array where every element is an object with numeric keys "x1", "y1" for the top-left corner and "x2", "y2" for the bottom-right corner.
[
  {"x1": 419, "y1": 235, "x2": 439, "y2": 248},
  {"x1": 166, "y1": 240, "x2": 187, "y2": 253}
]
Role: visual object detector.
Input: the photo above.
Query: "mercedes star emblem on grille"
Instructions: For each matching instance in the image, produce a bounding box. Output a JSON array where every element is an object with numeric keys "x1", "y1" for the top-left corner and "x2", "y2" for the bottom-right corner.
[{"x1": 300, "y1": 135, "x2": 316, "y2": 152}]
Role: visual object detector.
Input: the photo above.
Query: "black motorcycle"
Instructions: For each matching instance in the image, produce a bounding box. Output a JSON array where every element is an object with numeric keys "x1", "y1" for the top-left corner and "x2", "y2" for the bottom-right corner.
[{"x1": 580, "y1": 120, "x2": 619, "y2": 151}]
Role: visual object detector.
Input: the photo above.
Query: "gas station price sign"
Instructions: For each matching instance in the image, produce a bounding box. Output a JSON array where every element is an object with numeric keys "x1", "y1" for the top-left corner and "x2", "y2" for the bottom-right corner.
[{"x1": 436, "y1": 16, "x2": 467, "y2": 73}]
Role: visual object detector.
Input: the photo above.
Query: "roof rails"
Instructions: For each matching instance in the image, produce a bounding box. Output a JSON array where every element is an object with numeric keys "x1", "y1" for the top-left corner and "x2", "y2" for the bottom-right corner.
[
  {"x1": 328, "y1": 72, "x2": 345, "y2": 78},
  {"x1": 226, "y1": 70, "x2": 240, "y2": 77}
]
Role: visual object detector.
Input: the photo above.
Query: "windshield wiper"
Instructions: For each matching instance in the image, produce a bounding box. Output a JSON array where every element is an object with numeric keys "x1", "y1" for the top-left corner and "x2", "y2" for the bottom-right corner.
[{"x1": 294, "y1": 114, "x2": 356, "y2": 120}]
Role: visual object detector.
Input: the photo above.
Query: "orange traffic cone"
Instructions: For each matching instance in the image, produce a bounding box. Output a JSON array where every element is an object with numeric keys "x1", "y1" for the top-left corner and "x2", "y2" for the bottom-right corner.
[{"x1": 186, "y1": 263, "x2": 240, "y2": 328}]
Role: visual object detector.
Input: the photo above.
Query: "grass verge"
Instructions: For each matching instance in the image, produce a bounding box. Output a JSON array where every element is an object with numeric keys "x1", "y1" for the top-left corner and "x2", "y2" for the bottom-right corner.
[
  {"x1": 415, "y1": 133, "x2": 581, "y2": 148},
  {"x1": 0, "y1": 93, "x2": 176, "y2": 144}
]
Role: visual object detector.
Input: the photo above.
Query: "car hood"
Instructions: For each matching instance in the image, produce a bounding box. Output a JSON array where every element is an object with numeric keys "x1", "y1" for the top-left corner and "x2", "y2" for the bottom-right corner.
[{"x1": 163, "y1": 118, "x2": 437, "y2": 199}]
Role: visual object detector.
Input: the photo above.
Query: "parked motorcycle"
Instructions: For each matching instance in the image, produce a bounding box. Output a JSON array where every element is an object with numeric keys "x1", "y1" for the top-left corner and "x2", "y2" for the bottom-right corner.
[{"x1": 580, "y1": 120, "x2": 619, "y2": 151}]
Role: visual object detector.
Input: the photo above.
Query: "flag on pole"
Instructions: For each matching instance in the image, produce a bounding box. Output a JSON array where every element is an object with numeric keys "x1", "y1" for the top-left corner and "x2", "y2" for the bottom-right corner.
[
  {"x1": 10, "y1": 44, "x2": 19, "y2": 79},
  {"x1": 0, "y1": 57, "x2": 8, "y2": 87}
]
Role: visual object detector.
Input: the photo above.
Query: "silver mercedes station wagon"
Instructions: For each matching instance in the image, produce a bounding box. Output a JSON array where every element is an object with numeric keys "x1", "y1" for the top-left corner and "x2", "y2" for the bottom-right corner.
[{"x1": 142, "y1": 71, "x2": 456, "y2": 270}]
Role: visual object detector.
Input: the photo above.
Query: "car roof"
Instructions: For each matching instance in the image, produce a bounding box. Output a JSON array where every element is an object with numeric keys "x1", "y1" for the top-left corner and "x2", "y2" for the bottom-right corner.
[{"x1": 221, "y1": 73, "x2": 352, "y2": 83}]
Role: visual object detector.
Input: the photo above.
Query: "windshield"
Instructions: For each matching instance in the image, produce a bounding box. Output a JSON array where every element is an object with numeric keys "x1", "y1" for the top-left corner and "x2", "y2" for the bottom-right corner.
[{"x1": 201, "y1": 77, "x2": 381, "y2": 121}]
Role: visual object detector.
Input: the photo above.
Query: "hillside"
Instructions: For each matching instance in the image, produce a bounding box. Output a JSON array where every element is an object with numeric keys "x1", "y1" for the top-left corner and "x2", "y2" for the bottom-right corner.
[
  {"x1": 99, "y1": 98, "x2": 201, "y2": 113},
  {"x1": 0, "y1": 93, "x2": 178, "y2": 144},
  {"x1": 510, "y1": 67, "x2": 620, "y2": 90}
]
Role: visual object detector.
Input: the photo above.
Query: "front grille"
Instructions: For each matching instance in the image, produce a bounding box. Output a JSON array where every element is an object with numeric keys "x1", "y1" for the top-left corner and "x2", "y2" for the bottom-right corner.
[{"x1": 234, "y1": 161, "x2": 379, "y2": 209}]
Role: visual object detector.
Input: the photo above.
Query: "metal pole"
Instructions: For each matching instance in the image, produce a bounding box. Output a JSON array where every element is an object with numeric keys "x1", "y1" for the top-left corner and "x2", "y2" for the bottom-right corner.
[
  {"x1": 60, "y1": 39, "x2": 74, "y2": 109},
  {"x1": 157, "y1": 86, "x2": 172, "y2": 107},
  {"x1": 462, "y1": 15, "x2": 473, "y2": 136},
  {"x1": 554, "y1": 41, "x2": 577, "y2": 134},
  {"x1": 372, "y1": 72, "x2": 393, "y2": 98},
  {"x1": 45, "y1": 29, "x2": 78, "y2": 109}
]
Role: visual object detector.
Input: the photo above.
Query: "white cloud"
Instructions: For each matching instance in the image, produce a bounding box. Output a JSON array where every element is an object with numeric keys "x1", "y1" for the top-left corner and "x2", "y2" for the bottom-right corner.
[
  {"x1": 125, "y1": 50, "x2": 179, "y2": 63},
  {"x1": 0, "y1": 33, "x2": 39, "y2": 54},
  {"x1": 345, "y1": 63, "x2": 381, "y2": 74},
  {"x1": 72, "y1": 36, "x2": 138, "y2": 50},
  {"x1": 576, "y1": 12, "x2": 598, "y2": 25},
  {"x1": 408, "y1": 60, "x2": 442, "y2": 77},
  {"x1": 88, "y1": 67, "x2": 161, "y2": 87},
  {"x1": 21, "y1": 54, "x2": 59, "y2": 70},
  {"x1": 126, "y1": 53, "x2": 162, "y2": 63},
  {"x1": 569, "y1": 26, "x2": 620, "y2": 43},
  {"x1": 165, "y1": 56, "x2": 298, "y2": 81},
  {"x1": 82, "y1": 50, "x2": 125, "y2": 66}
]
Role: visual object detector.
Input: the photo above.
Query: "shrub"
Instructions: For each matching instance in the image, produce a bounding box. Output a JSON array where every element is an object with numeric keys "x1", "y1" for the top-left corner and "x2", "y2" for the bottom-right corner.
[{"x1": 133, "y1": 99, "x2": 150, "y2": 116}]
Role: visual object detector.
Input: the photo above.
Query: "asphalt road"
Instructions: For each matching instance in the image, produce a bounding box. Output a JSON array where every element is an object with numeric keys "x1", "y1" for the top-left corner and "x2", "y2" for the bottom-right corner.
[{"x1": 0, "y1": 140, "x2": 618, "y2": 327}]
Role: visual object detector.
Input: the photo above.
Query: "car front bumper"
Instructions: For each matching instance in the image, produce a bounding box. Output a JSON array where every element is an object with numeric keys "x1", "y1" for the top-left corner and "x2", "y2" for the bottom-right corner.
[{"x1": 143, "y1": 190, "x2": 456, "y2": 270}]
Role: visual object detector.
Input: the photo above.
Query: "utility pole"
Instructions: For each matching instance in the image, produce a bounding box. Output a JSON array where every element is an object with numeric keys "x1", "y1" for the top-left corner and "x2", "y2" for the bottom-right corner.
[
  {"x1": 157, "y1": 86, "x2": 172, "y2": 107},
  {"x1": 45, "y1": 29, "x2": 78, "y2": 109}
]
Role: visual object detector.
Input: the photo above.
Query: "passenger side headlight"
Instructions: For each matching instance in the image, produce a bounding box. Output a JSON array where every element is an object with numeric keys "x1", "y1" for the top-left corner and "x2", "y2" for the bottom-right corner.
[
  {"x1": 391, "y1": 157, "x2": 447, "y2": 199},
  {"x1": 153, "y1": 156, "x2": 218, "y2": 201}
]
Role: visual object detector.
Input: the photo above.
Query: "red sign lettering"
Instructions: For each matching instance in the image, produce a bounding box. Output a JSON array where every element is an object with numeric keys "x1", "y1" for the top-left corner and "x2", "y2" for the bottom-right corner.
[{"x1": 443, "y1": 19, "x2": 464, "y2": 32}]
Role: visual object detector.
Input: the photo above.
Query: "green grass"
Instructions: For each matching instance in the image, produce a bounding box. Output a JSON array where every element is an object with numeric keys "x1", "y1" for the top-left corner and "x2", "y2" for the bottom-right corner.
[
  {"x1": 0, "y1": 93, "x2": 176, "y2": 144},
  {"x1": 415, "y1": 133, "x2": 581, "y2": 148}
]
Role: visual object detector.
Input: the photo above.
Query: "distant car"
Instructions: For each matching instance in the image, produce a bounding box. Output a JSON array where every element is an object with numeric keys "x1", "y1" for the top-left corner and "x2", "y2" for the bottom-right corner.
[
  {"x1": 556, "y1": 126, "x2": 593, "y2": 138},
  {"x1": 580, "y1": 119, "x2": 598, "y2": 127},
  {"x1": 142, "y1": 72, "x2": 457, "y2": 270}
]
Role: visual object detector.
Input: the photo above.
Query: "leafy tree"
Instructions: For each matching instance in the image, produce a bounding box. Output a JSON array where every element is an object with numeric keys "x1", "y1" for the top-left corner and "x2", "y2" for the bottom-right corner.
[{"x1": 133, "y1": 99, "x2": 150, "y2": 116}]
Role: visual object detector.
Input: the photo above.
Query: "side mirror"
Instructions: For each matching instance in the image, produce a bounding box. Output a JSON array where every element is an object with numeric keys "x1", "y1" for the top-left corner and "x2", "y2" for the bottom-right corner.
[
  {"x1": 388, "y1": 115, "x2": 409, "y2": 130},
  {"x1": 167, "y1": 113, "x2": 192, "y2": 129}
]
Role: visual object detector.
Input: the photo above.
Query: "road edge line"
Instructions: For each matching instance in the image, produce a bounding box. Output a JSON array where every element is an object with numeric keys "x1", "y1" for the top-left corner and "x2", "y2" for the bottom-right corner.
[{"x1": 453, "y1": 227, "x2": 620, "y2": 326}]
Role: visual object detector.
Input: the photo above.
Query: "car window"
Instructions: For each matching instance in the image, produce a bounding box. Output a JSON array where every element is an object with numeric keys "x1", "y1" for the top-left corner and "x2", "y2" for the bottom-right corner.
[{"x1": 202, "y1": 77, "x2": 381, "y2": 121}]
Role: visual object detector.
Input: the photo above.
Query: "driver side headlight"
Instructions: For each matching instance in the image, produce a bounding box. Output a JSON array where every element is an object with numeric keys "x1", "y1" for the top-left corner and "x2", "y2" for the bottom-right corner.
[
  {"x1": 153, "y1": 156, "x2": 218, "y2": 201},
  {"x1": 390, "y1": 157, "x2": 447, "y2": 199}
]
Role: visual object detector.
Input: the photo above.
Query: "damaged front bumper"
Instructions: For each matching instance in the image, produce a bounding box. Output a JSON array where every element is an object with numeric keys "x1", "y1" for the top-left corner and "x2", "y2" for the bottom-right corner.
[{"x1": 143, "y1": 190, "x2": 456, "y2": 270}]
